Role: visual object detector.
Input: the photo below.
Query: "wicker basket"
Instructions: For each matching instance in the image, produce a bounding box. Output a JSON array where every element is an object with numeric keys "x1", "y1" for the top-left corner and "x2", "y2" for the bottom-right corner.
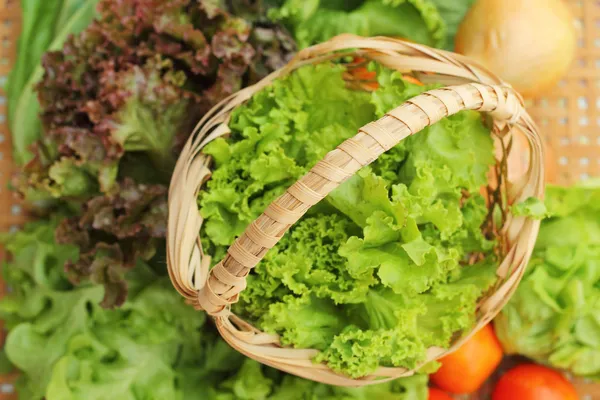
[{"x1": 166, "y1": 34, "x2": 544, "y2": 386}]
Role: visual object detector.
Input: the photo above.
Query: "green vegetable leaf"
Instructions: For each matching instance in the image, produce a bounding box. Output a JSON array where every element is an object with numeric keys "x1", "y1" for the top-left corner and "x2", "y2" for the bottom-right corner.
[
  {"x1": 261, "y1": 294, "x2": 346, "y2": 350},
  {"x1": 328, "y1": 168, "x2": 407, "y2": 229},
  {"x1": 271, "y1": 0, "x2": 447, "y2": 49},
  {"x1": 512, "y1": 197, "x2": 549, "y2": 220},
  {"x1": 5, "y1": 286, "x2": 104, "y2": 397},
  {"x1": 10, "y1": 0, "x2": 99, "y2": 165},
  {"x1": 314, "y1": 326, "x2": 427, "y2": 378},
  {"x1": 428, "y1": 0, "x2": 476, "y2": 49},
  {"x1": 496, "y1": 181, "x2": 600, "y2": 379}
]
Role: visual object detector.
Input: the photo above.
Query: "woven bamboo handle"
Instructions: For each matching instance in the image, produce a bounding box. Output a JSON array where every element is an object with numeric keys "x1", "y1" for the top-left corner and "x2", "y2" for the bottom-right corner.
[{"x1": 198, "y1": 83, "x2": 524, "y2": 315}]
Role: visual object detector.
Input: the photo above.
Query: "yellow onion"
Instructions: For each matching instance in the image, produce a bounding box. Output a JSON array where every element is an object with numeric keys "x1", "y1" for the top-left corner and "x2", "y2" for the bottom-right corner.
[{"x1": 455, "y1": 0, "x2": 576, "y2": 98}]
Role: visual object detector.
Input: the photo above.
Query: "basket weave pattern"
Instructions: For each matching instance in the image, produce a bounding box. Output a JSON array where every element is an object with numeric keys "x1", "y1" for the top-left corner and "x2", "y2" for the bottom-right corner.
[
  {"x1": 529, "y1": 0, "x2": 600, "y2": 186},
  {"x1": 167, "y1": 35, "x2": 544, "y2": 386}
]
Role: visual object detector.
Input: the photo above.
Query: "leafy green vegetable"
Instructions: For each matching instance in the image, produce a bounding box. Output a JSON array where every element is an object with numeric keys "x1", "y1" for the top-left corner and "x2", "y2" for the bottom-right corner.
[
  {"x1": 270, "y1": 0, "x2": 447, "y2": 49},
  {"x1": 1, "y1": 219, "x2": 429, "y2": 399},
  {"x1": 13, "y1": 0, "x2": 296, "y2": 308},
  {"x1": 199, "y1": 61, "x2": 499, "y2": 377},
  {"x1": 269, "y1": 370, "x2": 429, "y2": 399},
  {"x1": 495, "y1": 180, "x2": 600, "y2": 380},
  {"x1": 511, "y1": 197, "x2": 549, "y2": 220},
  {"x1": 428, "y1": 0, "x2": 476, "y2": 49},
  {"x1": 8, "y1": 0, "x2": 99, "y2": 165}
]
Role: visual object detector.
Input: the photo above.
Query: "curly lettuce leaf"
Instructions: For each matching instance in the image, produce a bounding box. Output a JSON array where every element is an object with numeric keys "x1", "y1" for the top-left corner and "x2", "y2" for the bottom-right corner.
[
  {"x1": 6, "y1": 286, "x2": 104, "y2": 397},
  {"x1": 314, "y1": 326, "x2": 427, "y2": 378},
  {"x1": 327, "y1": 168, "x2": 408, "y2": 229},
  {"x1": 261, "y1": 294, "x2": 347, "y2": 350},
  {"x1": 200, "y1": 63, "x2": 374, "y2": 248},
  {"x1": 416, "y1": 261, "x2": 497, "y2": 346},
  {"x1": 543, "y1": 179, "x2": 600, "y2": 218}
]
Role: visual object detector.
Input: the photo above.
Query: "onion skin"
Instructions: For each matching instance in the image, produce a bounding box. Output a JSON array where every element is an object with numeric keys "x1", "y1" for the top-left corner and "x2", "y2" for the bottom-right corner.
[{"x1": 455, "y1": 0, "x2": 576, "y2": 98}]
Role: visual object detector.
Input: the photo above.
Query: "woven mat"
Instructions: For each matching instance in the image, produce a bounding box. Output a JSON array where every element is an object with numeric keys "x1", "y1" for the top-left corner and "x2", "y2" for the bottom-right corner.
[
  {"x1": 0, "y1": 0, "x2": 597, "y2": 399},
  {"x1": 529, "y1": 0, "x2": 600, "y2": 187}
]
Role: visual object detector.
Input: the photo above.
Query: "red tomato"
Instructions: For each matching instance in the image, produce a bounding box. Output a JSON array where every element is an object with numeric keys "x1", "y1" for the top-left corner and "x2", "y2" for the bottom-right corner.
[
  {"x1": 431, "y1": 324, "x2": 503, "y2": 394},
  {"x1": 492, "y1": 364, "x2": 578, "y2": 400},
  {"x1": 429, "y1": 387, "x2": 453, "y2": 400}
]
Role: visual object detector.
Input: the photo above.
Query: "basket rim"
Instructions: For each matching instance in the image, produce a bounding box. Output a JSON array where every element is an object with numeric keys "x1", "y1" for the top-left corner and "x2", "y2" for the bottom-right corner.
[{"x1": 166, "y1": 34, "x2": 545, "y2": 386}]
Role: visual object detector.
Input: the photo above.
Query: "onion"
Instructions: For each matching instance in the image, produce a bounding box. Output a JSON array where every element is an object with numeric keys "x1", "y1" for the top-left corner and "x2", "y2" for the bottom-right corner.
[{"x1": 455, "y1": 0, "x2": 576, "y2": 98}]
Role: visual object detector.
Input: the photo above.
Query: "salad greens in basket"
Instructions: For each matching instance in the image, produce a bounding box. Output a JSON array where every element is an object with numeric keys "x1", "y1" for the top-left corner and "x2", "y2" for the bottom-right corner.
[{"x1": 198, "y1": 60, "x2": 501, "y2": 378}]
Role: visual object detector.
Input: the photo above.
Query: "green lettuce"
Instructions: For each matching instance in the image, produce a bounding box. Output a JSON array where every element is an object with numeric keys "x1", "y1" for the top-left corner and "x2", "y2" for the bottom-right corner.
[
  {"x1": 199, "y1": 61, "x2": 499, "y2": 377},
  {"x1": 428, "y1": 0, "x2": 476, "y2": 49},
  {"x1": 496, "y1": 180, "x2": 600, "y2": 379},
  {"x1": 512, "y1": 196, "x2": 549, "y2": 220},
  {"x1": 1, "y1": 218, "x2": 429, "y2": 399},
  {"x1": 0, "y1": 219, "x2": 208, "y2": 398},
  {"x1": 213, "y1": 358, "x2": 429, "y2": 400},
  {"x1": 269, "y1": 0, "x2": 447, "y2": 49},
  {"x1": 268, "y1": 0, "x2": 476, "y2": 50}
]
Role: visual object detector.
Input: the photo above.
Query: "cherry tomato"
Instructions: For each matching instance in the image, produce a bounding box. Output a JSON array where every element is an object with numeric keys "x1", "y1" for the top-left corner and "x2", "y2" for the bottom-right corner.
[
  {"x1": 430, "y1": 324, "x2": 503, "y2": 394},
  {"x1": 492, "y1": 364, "x2": 578, "y2": 400}
]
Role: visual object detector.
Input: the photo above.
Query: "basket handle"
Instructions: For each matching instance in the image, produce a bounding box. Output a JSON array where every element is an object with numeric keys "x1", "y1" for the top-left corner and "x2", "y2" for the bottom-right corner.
[{"x1": 198, "y1": 83, "x2": 524, "y2": 315}]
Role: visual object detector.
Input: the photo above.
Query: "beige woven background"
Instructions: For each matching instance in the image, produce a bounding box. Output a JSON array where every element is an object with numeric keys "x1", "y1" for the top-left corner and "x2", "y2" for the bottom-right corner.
[
  {"x1": 0, "y1": 0, "x2": 597, "y2": 398},
  {"x1": 530, "y1": 0, "x2": 600, "y2": 186}
]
